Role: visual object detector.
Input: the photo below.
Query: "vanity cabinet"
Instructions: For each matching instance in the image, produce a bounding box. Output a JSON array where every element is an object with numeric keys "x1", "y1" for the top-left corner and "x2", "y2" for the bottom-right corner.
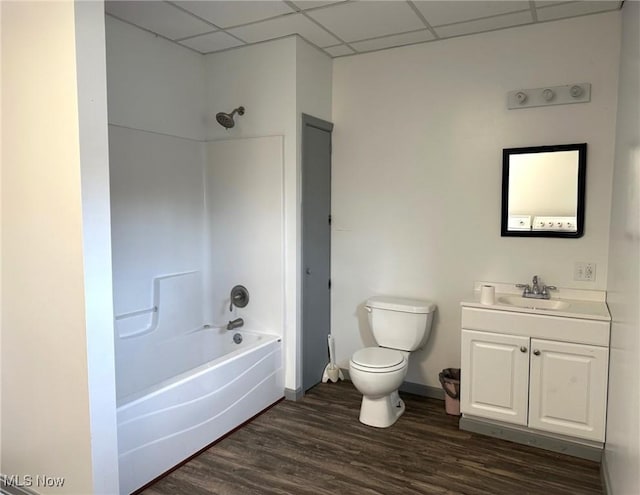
[{"x1": 460, "y1": 306, "x2": 610, "y2": 443}]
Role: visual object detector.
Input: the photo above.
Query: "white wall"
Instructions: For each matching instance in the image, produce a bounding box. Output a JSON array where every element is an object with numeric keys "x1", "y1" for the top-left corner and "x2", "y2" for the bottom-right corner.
[
  {"x1": 105, "y1": 18, "x2": 208, "y2": 320},
  {"x1": 105, "y1": 16, "x2": 206, "y2": 141},
  {"x1": 206, "y1": 137, "x2": 284, "y2": 333},
  {"x1": 106, "y1": 18, "x2": 209, "y2": 406},
  {"x1": 204, "y1": 38, "x2": 296, "y2": 143},
  {"x1": 296, "y1": 38, "x2": 333, "y2": 124},
  {"x1": 108, "y1": 126, "x2": 207, "y2": 403},
  {"x1": 331, "y1": 13, "x2": 620, "y2": 387},
  {"x1": 296, "y1": 38, "x2": 333, "y2": 388},
  {"x1": 603, "y1": 1, "x2": 640, "y2": 493},
  {"x1": 73, "y1": 2, "x2": 120, "y2": 492},
  {"x1": 1, "y1": 1, "x2": 116, "y2": 492},
  {"x1": 108, "y1": 127, "x2": 205, "y2": 326},
  {"x1": 204, "y1": 38, "x2": 300, "y2": 390}
]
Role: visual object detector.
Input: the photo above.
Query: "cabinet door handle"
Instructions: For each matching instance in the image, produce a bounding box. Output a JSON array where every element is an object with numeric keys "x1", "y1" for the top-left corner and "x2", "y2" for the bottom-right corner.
[
  {"x1": 533, "y1": 349, "x2": 541, "y2": 356},
  {"x1": 520, "y1": 346, "x2": 527, "y2": 353}
]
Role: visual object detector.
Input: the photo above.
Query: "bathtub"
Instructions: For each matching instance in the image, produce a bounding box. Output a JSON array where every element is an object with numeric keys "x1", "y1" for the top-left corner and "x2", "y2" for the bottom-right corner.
[{"x1": 116, "y1": 328, "x2": 283, "y2": 494}]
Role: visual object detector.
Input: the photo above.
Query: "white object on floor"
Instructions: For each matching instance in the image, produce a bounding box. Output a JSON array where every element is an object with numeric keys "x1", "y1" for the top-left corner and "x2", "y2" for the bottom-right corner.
[{"x1": 322, "y1": 334, "x2": 344, "y2": 383}]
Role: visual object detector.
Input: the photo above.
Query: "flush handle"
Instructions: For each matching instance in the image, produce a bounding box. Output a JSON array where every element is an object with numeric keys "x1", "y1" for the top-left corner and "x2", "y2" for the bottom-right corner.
[{"x1": 520, "y1": 346, "x2": 527, "y2": 353}]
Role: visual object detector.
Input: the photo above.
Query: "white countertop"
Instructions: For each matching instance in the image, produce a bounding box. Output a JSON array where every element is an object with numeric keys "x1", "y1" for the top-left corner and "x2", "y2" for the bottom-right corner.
[{"x1": 461, "y1": 282, "x2": 611, "y2": 322}]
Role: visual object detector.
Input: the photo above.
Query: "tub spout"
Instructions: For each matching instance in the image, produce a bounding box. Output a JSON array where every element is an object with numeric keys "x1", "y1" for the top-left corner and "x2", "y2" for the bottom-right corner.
[{"x1": 227, "y1": 318, "x2": 244, "y2": 330}]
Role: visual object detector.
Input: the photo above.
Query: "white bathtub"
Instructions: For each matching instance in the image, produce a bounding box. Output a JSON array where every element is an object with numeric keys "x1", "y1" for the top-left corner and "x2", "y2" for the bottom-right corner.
[{"x1": 116, "y1": 328, "x2": 283, "y2": 494}]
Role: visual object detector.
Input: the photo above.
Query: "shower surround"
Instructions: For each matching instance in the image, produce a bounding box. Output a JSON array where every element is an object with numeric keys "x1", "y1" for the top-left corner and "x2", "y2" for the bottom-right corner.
[{"x1": 109, "y1": 125, "x2": 285, "y2": 492}]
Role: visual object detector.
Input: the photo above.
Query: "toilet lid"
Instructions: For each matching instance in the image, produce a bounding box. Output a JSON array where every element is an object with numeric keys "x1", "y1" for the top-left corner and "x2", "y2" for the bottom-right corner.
[{"x1": 351, "y1": 347, "x2": 404, "y2": 368}]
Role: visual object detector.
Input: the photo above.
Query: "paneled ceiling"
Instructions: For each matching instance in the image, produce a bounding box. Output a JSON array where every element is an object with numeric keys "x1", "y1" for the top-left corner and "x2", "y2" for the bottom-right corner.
[{"x1": 105, "y1": 0, "x2": 622, "y2": 58}]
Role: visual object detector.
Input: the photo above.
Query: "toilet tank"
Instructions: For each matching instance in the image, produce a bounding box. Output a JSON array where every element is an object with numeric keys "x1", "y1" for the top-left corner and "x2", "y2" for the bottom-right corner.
[{"x1": 366, "y1": 296, "x2": 436, "y2": 351}]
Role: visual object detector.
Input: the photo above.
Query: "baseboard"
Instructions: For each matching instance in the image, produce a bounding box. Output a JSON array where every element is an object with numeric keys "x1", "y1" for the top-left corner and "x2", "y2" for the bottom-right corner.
[
  {"x1": 284, "y1": 387, "x2": 303, "y2": 401},
  {"x1": 399, "y1": 381, "x2": 445, "y2": 400},
  {"x1": 340, "y1": 368, "x2": 445, "y2": 400},
  {"x1": 460, "y1": 416, "x2": 603, "y2": 461},
  {"x1": 600, "y1": 452, "x2": 612, "y2": 495}
]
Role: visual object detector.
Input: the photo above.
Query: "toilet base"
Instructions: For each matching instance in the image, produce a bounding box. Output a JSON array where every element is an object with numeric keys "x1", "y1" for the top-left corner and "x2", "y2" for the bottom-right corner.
[{"x1": 358, "y1": 390, "x2": 405, "y2": 428}]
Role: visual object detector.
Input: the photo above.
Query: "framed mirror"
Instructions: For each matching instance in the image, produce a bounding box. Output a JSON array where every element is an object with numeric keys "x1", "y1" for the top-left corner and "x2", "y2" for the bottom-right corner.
[{"x1": 501, "y1": 143, "x2": 586, "y2": 238}]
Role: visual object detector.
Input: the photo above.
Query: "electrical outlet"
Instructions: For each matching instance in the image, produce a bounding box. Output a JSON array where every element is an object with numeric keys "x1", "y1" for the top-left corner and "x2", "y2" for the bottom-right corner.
[
  {"x1": 574, "y1": 262, "x2": 596, "y2": 281},
  {"x1": 584, "y1": 262, "x2": 596, "y2": 281}
]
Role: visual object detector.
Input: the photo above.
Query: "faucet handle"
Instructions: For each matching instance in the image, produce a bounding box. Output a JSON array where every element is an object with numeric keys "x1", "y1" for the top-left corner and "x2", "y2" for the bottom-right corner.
[
  {"x1": 516, "y1": 283, "x2": 531, "y2": 294},
  {"x1": 542, "y1": 285, "x2": 557, "y2": 296}
]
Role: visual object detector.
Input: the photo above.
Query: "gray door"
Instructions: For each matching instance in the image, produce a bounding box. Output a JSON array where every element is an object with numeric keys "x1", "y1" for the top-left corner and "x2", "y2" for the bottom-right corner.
[{"x1": 301, "y1": 114, "x2": 333, "y2": 392}]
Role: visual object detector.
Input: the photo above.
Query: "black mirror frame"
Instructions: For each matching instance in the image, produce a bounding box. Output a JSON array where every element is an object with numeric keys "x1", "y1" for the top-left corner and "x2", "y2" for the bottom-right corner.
[{"x1": 501, "y1": 143, "x2": 587, "y2": 238}]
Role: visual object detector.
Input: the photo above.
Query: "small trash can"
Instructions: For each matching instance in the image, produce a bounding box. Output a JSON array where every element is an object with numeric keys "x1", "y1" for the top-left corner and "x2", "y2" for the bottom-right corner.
[{"x1": 439, "y1": 368, "x2": 461, "y2": 416}]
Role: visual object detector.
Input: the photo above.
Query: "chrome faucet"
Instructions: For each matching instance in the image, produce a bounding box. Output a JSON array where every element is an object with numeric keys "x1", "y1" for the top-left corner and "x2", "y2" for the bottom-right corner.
[
  {"x1": 516, "y1": 275, "x2": 557, "y2": 300},
  {"x1": 227, "y1": 318, "x2": 244, "y2": 330},
  {"x1": 531, "y1": 275, "x2": 541, "y2": 295}
]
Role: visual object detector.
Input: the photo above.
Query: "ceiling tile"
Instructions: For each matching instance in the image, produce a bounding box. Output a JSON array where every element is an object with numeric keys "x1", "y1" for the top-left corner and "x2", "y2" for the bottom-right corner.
[
  {"x1": 105, "y1": 0, "x2": 622, "y2": 58},
  {"x1": 179, "y1": 31, "x2": 245, "y2": 53},
  {"x1": 228, "y1": 13, "x2": 339, "y2": 47},
  {"x1": 291, "y1": 1, "x2": 349, "y2": 10},
  {"x1": 413, "y1": 1, "x2": 530, "y2": 26},
  {"x1": 174, "y1": 1, "x2": 295, "y2": 28},
  {"x1": 434, "y1": 10, "x2": 533, "y2": 37},
  {"x1": 324, "y1": 44, "x2": 356, "y2": 57},
  {"x1": 536, "y1": 1, "x2": 620, "y2": 21},
  {"x1": 307, "y1": 1, "x2": 425, "y2": 42},
  {"x1": 105, "y1": 1, "x2": 213, "y2": 40},
  {"x1": 351, "y1": 29, "x2": 434, "y2": 53}
]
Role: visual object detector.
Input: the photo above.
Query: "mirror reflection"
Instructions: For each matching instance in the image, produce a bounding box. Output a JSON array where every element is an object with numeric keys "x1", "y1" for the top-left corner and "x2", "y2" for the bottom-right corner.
[{"x1": 501, "y1": 143, "x2": 586, "y2": 238}]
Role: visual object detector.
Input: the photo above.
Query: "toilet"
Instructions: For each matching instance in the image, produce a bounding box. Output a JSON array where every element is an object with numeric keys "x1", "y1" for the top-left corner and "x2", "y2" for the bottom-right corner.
[{"x1": 349, "y1": 296, "x2": 436, "y2": 428}]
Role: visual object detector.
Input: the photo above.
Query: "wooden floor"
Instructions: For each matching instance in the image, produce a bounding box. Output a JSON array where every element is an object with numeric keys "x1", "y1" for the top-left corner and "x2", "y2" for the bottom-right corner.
[{"x1": 142, "y1": 381, "x2": 603, "y2": 495}]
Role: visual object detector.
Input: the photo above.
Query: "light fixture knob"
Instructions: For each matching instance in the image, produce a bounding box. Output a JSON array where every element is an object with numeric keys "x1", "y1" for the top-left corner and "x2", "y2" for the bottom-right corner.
[
  {"x1": 515, "y1": 91, "x2": 528, "y2": 104},
  {"x1": 542, "y1": 88, "x2": 555, "y2": 101},
  {"x1": 570, "y1": 85, "x2": 584, "y2": 98}
]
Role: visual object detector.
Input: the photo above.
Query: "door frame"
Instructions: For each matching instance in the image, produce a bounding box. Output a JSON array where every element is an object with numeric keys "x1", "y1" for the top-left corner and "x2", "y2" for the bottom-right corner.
[{"x1": 299, "y1": 113, "x2": 334, "y2": 396}]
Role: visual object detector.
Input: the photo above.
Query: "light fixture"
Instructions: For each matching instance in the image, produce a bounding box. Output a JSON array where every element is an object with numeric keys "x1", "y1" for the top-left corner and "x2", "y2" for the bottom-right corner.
[{"x1": 507, "y1": 83, "x2": 590, "y2": 110}]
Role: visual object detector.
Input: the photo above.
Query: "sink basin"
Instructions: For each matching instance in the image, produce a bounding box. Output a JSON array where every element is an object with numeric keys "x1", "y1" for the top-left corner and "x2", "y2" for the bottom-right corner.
[{"x1": 497, "y1": 295, "x2": 570, "y2": 311}]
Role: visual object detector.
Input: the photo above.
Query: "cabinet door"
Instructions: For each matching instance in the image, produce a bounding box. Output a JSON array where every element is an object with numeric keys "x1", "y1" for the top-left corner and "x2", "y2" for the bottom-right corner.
[
  {"x1": 461, "y1": 330, "x2": 530, "y2": 425},
  {"x1": 529, "y1": 339, "x2": 608, "y2": 441}
]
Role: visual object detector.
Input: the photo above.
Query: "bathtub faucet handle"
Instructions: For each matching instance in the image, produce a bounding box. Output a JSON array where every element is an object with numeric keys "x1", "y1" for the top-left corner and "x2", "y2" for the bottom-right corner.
[
  {"x1": 229, "y1": 285, "x2": 250, "y2": 312},
  {"x1": 229, "y1": 292, "x2": 244, "y2": 312}
]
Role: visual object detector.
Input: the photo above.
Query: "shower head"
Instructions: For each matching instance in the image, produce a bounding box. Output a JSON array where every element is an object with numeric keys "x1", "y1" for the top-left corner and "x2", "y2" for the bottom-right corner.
[{"x1": 216, "y1": 106, "x2": 245, "y2": 129}]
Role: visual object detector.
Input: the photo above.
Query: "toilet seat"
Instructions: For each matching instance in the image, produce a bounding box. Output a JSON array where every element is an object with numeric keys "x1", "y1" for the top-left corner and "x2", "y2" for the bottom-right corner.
[{"x1": 350, "y1": 347, "x2": 407, "y2": 373}]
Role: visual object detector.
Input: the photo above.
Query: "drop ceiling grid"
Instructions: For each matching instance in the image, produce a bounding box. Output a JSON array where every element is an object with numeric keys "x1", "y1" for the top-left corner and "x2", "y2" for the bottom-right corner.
[
  {"x1": 306, "y1": 1, "x2": 427, "y2": 42},
  {"x1": 104, "y1": 1, "x2": 622, "y2": 58},
  {"x1": 173, "y1": 0, "x2": 296, "y2": 28},
  {"x1": 228, "y1": 13, "x2": 341, "y2": 47},
  {"x1": 105, "y1": 0, "x2": 214, "y2": 40}
]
